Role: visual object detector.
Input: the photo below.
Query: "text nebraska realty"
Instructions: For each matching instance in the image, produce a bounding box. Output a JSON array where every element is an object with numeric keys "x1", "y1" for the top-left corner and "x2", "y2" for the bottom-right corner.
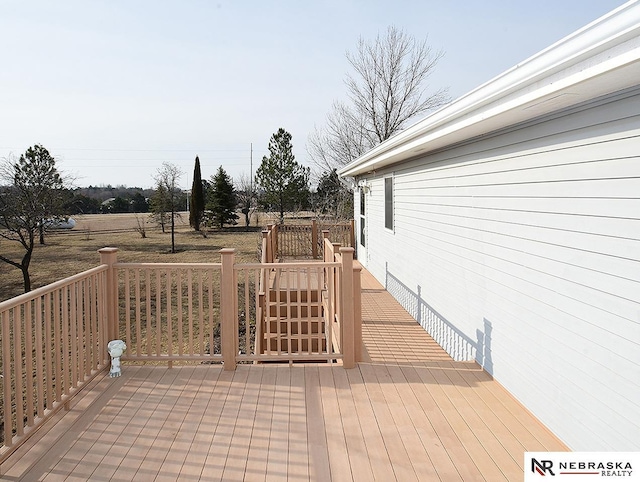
[{"x1": 559, "y1": 461, "x2": 632, "y2": 477}]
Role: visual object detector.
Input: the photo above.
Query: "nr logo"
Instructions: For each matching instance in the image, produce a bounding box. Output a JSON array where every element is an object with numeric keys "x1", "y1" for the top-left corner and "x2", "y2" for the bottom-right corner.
[{"x1": 532, "y1": 458, "x2": 555, "y2": 476}]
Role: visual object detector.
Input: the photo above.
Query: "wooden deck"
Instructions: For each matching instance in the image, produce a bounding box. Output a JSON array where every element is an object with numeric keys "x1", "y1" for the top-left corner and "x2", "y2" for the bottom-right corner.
[{"x1": 0, "y1": 269, "x2": 567, "y2": 481}]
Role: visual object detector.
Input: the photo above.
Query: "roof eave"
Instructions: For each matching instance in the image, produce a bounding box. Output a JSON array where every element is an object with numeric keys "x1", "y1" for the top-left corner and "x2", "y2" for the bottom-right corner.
[{"x1": 338, "y1": 0, "x2": 640, "y2": 179}]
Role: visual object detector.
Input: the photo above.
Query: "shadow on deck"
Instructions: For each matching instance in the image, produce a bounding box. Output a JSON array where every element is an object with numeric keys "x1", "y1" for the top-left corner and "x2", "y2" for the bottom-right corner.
[{"x1": 0, "y1": 267, "x2": 568, "y2": 481}]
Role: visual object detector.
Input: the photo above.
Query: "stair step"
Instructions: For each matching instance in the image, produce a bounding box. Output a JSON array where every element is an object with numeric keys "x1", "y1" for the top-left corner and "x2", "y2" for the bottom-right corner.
[
  {"x1": 264, "y1": 337, "x2": 327, "y2": 354},
  {"x1": 267, "y1": 305, "x2": 321, "y2": 317},
  {"x1": 268, "y1": 289, "x2": 321, "y2": 303},
  {"x1": 263, "y1": 317, "x2": 325, "y2": 335}
]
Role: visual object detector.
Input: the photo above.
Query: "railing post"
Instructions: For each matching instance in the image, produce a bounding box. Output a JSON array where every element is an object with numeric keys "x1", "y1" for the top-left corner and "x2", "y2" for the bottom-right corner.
[
  {"x1": 220, "y1": 248, "x2": 237, "y2": 371},
  {"x1": 340, "y1": 247, "x2": 355, "y2": 369},
  {"x1": 272, "y1": 224, "x2": 279, "y2": 260},
  {"x1": 350, "y1": 219, "x2": 356, "y2": 249},
  {"x1": 261, "y1": 230, "x2": 269, "y2": 263},
  {"x1": 353, "y1": 261, "x2": 363, "y2": 362},
  {"x1": 98, "y1": 247, "x2": 119, "y2": 343},
  {"x1": 322, "y1": 230, "x2": 330, "y2": 262},
  {"x1": 312, "y1": 219, "x2": 318, "y2": 259}
]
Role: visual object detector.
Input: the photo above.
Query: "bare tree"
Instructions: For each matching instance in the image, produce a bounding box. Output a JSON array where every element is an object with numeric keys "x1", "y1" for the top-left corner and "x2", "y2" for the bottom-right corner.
[
  {"x1": 154, "y1": 162, "x2": 183, "y2": 253},
  {"x1": 134, "y1": 214, "x2": 147, "y2": 239},
  {"x1": 309, "y1": 26, "x2": 449, "y2": 172},
  {"x1": 235, "y1": 172, "x2": 257, "y2": 227},
  {"x1": 308, "y1": 101, "x2": 372, "y2": 174}
]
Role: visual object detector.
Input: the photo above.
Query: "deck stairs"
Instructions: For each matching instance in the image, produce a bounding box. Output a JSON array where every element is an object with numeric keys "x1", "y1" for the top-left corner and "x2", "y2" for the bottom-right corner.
[{"x1": 258, "y1": 268, "x2": 329, "y2": 357}]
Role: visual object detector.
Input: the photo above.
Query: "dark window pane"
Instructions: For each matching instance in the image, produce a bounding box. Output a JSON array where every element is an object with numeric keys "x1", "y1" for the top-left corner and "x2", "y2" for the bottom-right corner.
[{"x1": 385, "y1": 177, "x2": 393, "y2": 230}]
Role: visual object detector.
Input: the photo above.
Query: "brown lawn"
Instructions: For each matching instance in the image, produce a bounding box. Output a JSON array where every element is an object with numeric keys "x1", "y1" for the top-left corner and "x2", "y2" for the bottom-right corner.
[{"x1": 0, "y1": 212, "x2": 268, "y2": 302}]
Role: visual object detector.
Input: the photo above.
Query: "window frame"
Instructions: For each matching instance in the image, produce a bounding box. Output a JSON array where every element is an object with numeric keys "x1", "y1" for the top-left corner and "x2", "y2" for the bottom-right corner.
[
  {"x1": 384, "y1": 175, "x2": 394, "y2": 232},
  {"x1": 359, "y1": 186, "x2": 366, "y2": 247}
]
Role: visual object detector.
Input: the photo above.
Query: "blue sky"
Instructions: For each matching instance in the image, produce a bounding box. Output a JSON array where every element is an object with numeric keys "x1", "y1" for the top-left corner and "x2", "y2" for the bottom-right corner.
[{"x1": 0, "y1": 0, "x2": 628, "y2": 189}]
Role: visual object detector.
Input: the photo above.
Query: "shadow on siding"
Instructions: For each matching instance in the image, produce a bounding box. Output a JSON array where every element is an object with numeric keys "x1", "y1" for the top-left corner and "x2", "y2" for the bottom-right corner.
[{"x1": 385, "y1": 264, "x2": 493, "y2": 367}]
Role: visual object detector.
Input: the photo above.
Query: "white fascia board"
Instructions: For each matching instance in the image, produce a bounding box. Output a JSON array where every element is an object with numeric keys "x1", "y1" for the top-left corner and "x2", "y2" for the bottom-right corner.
[{"x1": 339, "y1": 0, "x2": 640, "y2": 179}]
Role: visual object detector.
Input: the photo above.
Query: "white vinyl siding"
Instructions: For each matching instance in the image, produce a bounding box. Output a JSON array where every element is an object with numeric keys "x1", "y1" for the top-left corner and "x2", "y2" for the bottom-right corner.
[{"x1": 358, "y1": 88, "x2": 640, "y2": 451}]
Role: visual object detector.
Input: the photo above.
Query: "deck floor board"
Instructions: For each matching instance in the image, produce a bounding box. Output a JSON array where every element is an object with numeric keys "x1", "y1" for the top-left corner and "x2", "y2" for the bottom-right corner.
[{"x1": 0, "y1": 268, "x2": 568, "y2": 481}]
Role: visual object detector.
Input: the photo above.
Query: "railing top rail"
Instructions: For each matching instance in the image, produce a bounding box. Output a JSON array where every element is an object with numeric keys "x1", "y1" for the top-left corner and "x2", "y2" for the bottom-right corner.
[
  {"x1": 239, "y1": 261, "x2": 340, "y2": 269},
  {"x1": 0, "y1": 264, "x2": 109, "y2": 311},
  {"x1": 114, "y1": 262, "x2": 222, "y2": 269}
]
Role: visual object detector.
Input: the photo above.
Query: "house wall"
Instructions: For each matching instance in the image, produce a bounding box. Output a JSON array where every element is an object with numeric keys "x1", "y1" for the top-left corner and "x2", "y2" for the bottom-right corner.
[{"x1": 357, "y1": 88, "x2": 640, "y2": 451}]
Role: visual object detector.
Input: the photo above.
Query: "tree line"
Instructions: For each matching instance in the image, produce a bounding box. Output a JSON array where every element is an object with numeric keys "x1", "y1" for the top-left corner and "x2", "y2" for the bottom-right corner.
[
  {"x1": 1, "y1": 25, "x2": 447, "y2": 293},
  {"x1": 0, "y1": 134, "x2": 351, "y2": 288}
]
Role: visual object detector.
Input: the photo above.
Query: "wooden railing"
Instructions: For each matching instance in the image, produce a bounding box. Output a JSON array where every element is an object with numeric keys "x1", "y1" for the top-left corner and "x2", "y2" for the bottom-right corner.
[
  {"x1": 114, "y1": 262, "x2": 222, "y2": 363},
  {"x1": 0, "y1": 237, "x2": 362, "y2": 461},
  {"x1": 322, "y1": 233, "x2": 362, "y2": 364},
  {"x1": 0, "y1": 265, "x2": 110, "y2": 459},
  {"x1": 263, "y1": 220, "x2": 355, "y2": 260}
]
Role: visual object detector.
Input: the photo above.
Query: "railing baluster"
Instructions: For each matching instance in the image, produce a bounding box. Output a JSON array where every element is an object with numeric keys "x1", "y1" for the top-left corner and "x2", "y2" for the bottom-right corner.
[
  {"x1": 198, "y1": 270, "x2": 204, "y2": 356},
  {"x1": 44, "y1": 292, "x2": 53, "y2": 410},
  {"x1": 155, "y1": 269, "x2": 162, "y2": 357},
  {"x1": 208, "y1": 268, "x2": 214, "y2": 357},
  {"x1": 13, "y1": 306, "x2": 24, "y2": 436},
  {"x1": 24, "y1": 300, "x2": 34, "y2": 427},
  {"x1": 167, "y1": 269, "x2": 173, "y2": 366},
  {"x1": 187, "y1": 269, "x2": 193, "y2": 355},
  {"x1": 90, "y1": 274, "x2": 97, "y2": 371},
  {"x1": 35, "y1": 296, "x2": 45, "y2": 417},
  {"x1": 124, "y1": 269, "x2": 131, "y2": 357},
  {"x1": 244, "y1": 269, "x2": 250, "y2": 356},
  {"x1": 145, "y1": 269, "x2": 152, "y2": 356},
  {"x1": 254, "y1": 268, "x2": 261, "y2": 358},
  {"x1": 75, "y1": 282, "x2": 82, "y2": 381},
  {"x1": 2, "y1": 310, "x2": 12, "y2": 446},
  {"x1": 70, "y1": 283, "x2": 78, "y2": 389},
  {"x1": 54, "y1": 289, "x2": 62, "y2": 402},
  {"x1": 61, "y1": 287, "x2": 70, "y2": 397},
  {"x1": 135, "y1": 269, "x2": 141, "y2": 358},
  {"x1": 83, "y1": 278, "x2": 91, "y2": 376}
]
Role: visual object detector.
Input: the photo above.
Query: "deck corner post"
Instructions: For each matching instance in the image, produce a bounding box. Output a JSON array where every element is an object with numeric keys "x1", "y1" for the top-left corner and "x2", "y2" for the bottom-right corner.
[
  {"x1": 353, "y1": 261, "x2": 363, "y2": 362},
  {"x1": 340, "y1": 247, "x2": 356, "y2": 368},
  {"x1": 220, "y1": 248, "x2": 237, "y2": 371},
  {"x1": 98, "y1": 247, "x2": 119, "y2": 344}
]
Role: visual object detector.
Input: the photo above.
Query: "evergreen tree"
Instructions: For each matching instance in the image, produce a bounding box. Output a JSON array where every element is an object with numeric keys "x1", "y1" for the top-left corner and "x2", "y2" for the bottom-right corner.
[
  {"x1": 255, "y1": 128, "x2": 310, "y2": 223},
  {"x1": 315, "y1": 168, "x2": 353, "y2": 219},
  {"x1": 149, "y1": 184, "x2": 170, "y2": 232},
  {"x1": 189, "y1": 155, "x2": 205, "y2": 231},
  {"x1": 130, "y1": 192, "x2": 149, "y2": 212},
  {"x1": 206, "y1": 166, "x2": 238, "y2": 228},
  {"x1": 0, "y1": 144, "x2": 66, "y2": 291}
]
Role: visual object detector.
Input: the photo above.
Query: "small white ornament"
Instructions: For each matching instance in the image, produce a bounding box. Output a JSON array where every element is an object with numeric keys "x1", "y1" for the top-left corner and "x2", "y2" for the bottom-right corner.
[{"x1": 107, "y1": 340, "x2": 127, "y2": 378}]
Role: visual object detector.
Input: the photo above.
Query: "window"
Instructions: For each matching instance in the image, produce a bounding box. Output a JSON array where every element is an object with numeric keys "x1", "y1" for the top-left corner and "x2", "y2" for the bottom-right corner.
[
  {"x1": 359, "y1": 187, "x2": 366, "y2": 247},
  {"x1": 384, "y1": 176, "x2": 393, "y2": 231}
]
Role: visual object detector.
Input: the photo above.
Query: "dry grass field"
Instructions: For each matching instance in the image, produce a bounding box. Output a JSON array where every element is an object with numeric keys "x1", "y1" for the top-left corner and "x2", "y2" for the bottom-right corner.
[{"x1": 0, "y1": 212, "x2": 265, "y2": 302}]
